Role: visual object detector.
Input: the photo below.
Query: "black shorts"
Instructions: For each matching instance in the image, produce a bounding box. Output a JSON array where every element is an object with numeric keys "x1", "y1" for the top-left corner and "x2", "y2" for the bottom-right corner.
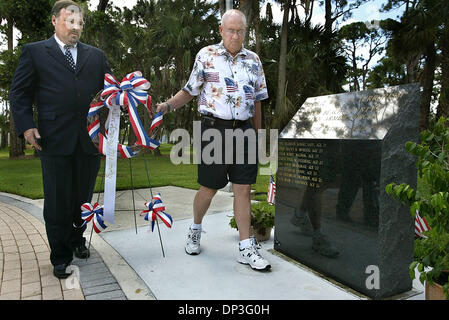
[{"x1": 197, "y1": 116, "x2": 258, "y2": 189}]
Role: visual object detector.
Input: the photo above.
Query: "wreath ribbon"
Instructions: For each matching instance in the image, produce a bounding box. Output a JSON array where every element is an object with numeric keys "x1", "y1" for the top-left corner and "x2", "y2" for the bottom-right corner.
[
  {"x1": 87, "y1": 71, "x2": 163, "y2": 159},
  {"x1": 141, "y1": 193, "x2": 173, "y2": 232},
  {"x1": 81, "y1": 202, "x2": 107, "y2": 233},
  {"x1": 87, "y1": 71, "x2": 164, "y2": 224}
]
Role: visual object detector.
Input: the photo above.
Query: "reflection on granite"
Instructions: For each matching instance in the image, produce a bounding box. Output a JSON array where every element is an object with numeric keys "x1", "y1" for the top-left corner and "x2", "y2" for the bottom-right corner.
[
  {"x1": 274, "y1": 84, "x2": 420, "y2": 299},
  {"x1": 280, "y1": 85, "x2": 416, "y2": 140},
  {"x1": 275, "y1": 139, "x2": 381, "y2": 295}
]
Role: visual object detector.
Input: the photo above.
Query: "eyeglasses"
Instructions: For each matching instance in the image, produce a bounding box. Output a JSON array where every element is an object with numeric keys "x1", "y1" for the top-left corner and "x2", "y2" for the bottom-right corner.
[{"x1": 224, "y1": 28, "x2": 245, "y2": 37}]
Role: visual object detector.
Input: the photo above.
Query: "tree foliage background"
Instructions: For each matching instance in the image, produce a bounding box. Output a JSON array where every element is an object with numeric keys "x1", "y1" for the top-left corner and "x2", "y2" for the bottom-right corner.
[{"x1": 1, "y1": 0, "x2": 448, "y2": 158}]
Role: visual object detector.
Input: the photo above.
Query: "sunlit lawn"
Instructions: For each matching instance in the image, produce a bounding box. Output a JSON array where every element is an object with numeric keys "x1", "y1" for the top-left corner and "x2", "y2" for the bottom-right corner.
[{"x1": 0, "y1": 144, "x2": 271, "y2": 200}]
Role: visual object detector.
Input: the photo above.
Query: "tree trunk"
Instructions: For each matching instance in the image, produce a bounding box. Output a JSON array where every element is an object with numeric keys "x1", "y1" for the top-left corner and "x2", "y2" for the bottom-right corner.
[
  {"x1": 0, "y1": 129, "x2": 7, "y2": 149},
  {"x1": 361, "y1": 65, "x2": 368, "y2": 91},
  {"x1": 97, "y1": 0, "x2": 110, "y2": 12},
  {"x1": 184, "y1": 102, "x2": 193, "y2": 135},
  {"x1": 7, "y1": 18, "x2": 24, "y2": 158},
  {"x1": 351, "y1": 40, "x2": 359, "y2": 91},
  {"x1": 219, "y1": 0, "x2": 226, "y2": 17},
  {"x1": 253, "y1": 0, "x2": 261, "y2": 54},
  {"x1": 254, "y1": 4, "x2": 262, "y2": 55},
  {"x1": 437, "y1": 23, "x2": 449, "y2": 119},
  {"x1": 9, "y1": 119, "x2": 24, "y2": 158},
  {"x1": 406, "y1": 54, "x2": 420, "y2": 83},
  {"x1": 324, "y1": 0, "x2": 333, "y2": 36},
  {"x1": 127, "y1": 121, "x2": 137, "y2": 146},
  {"x1": 303, "y1": 0, "x2": 314, "y2": 25},
  {"x1": 419, "y1": 43, "x2": 437, "y2": 131},
  {"x1": 323, "y1": 0, "x2": 335, "y2": 91},
  {"x1": 274, "y1": 0, "x2": 290, "y2": 123},
  {"x1": 239, "y1": 0, "x2": 254, "y2": 48},
  {"x1": 7, "y1": 16, "x2": 13, "y2": 52}
]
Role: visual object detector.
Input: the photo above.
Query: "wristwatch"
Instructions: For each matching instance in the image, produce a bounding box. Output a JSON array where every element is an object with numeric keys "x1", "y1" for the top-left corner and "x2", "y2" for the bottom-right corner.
[{"x1": 165, "y1": 102, "x2": 172, "y2": 112}]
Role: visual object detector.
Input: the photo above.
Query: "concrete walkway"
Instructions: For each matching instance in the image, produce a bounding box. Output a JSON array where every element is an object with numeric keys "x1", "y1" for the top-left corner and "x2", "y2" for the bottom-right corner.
[{"x1": 0, "y1": 187, "x2": 426, "y2": 300}]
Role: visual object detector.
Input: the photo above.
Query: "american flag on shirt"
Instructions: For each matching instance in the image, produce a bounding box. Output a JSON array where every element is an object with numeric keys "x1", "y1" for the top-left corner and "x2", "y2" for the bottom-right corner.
[
  {"x1": 243, "y1": 85, "x2": 254, "y2": 100},
  {"x1": 199, "y1": 94, "x2": 208, "y2": 106},
  {"x1": 415, "y1": 210, "x2": 430, "y2": 238},
  {"x1": 204, "y1": 72, "x2": 220, "y2": 82},
  {"x1": 224, "y1": 77, "x2": 238, "y2": 92},
  {"x1": 267, "y1": 171, "x2": 276, "y2": 205}
]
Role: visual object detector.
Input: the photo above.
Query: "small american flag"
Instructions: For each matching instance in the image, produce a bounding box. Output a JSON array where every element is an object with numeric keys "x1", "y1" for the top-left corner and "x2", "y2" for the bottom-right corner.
[
  {"x1": 199, "y1": 94, "x2": 208, "y2": 106},
  {"x1": 415, "y1": 210, "x2": 430, "y2": 238},
  {"x1": 225, "y1": 77, "x2": 238, "y2": 92},
  {"x1": 267, "y1": 171, "x2": 276, "y2": 205},
  {"x1": 205, "y1": 72, "x2": 220, "y2": 82},
  {"x1": 251, "y1": 64, "x2": 259, "y2": 74},
  {"x1": 243, "y1": 85, "x2": 254, "y2": 100}
]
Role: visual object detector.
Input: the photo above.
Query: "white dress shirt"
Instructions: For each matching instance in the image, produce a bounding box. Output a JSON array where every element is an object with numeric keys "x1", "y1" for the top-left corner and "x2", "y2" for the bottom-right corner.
[{"x1": 54, "y1": 34, "x2": 78, "y2": 64}]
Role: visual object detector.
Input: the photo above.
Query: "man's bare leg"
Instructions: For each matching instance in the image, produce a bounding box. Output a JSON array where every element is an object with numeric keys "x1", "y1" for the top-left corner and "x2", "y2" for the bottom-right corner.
[
  {"x1": 232, "y1": 183, "x2": 251, "y2": 241},
  {"x1": 193, "y1": 186, "x2": 217, "y2": 224}
]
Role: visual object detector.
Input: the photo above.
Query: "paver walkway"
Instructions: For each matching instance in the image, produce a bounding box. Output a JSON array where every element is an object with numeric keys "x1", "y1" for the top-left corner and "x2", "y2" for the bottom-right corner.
[
  {"x1": 0, "y1": 201, "x2": 84, "y2": 299},
  {"x1": 0, "y1": 198, "x2": 126, "y2": 300}
]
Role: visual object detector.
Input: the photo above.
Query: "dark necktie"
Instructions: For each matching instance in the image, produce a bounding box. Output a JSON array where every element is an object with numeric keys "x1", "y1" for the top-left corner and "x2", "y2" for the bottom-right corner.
[{"x1": 64, "y1": 44, "x2": 76, "y2": 71}]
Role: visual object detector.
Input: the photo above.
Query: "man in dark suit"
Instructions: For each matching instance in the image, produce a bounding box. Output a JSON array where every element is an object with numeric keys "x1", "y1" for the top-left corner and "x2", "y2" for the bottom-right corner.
[{"x1": 10, "y1": 0, "x2": 110, "y2": 278}]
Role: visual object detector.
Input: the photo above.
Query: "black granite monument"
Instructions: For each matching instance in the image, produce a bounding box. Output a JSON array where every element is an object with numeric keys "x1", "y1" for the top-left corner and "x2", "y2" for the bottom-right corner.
[{"x1": 274, "y1": 84, "x2": 420, "y2": 299}]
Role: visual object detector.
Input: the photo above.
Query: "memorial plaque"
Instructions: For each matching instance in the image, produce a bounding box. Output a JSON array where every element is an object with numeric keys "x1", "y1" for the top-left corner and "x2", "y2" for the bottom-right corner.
[{"x1": 274, "y1": 84, "x2": 420, "y2": 299}]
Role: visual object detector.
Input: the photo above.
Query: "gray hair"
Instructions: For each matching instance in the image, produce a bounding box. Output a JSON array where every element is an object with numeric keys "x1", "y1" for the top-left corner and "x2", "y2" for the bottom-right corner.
[{"x1": 221, "y1": 9, "x2": 247, "y2": 28}]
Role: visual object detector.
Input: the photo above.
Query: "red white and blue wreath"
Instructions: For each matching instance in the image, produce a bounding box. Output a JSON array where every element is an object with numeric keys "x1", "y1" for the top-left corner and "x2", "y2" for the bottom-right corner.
[{"x1": 81, "y1": 71, "x2": 166, "y2": 235}]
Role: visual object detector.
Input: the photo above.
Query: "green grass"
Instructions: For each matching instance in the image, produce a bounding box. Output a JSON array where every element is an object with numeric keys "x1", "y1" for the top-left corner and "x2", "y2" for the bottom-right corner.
[
  {"x1": 0, "y1": 147, "x2": 43, "y2": 198},
  {"x1": 0, "y1": 144, "x2": 271, "y2": 199}
]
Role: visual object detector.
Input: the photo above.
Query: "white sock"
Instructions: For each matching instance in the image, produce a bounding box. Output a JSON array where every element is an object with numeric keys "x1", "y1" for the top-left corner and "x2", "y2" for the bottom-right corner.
[
  {"x1": 239, "y1": 238, "x2": 252, "y2": 250},
  {"x1": 191, "y1": 223, "x2": 202, "y2": 230}
]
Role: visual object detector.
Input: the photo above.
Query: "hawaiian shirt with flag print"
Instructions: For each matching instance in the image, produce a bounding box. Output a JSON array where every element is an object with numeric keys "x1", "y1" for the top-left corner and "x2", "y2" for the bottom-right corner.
[{"x1": 182, "y1": 41, "x2": 269, "y2": 121}]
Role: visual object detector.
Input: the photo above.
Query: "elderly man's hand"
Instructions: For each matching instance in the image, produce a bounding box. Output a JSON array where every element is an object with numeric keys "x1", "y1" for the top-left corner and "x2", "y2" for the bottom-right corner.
[
  {"x1": 156, "y1": 102, "x2": 171, "y2": 115},
  {"x1": 23, "y1": 128, "x2": 42, "y2": 151}
]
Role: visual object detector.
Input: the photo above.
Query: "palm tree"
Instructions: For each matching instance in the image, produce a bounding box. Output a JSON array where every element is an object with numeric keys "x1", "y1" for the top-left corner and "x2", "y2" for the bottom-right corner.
[
  {"x1": 388, "y1": 0, "x2": 443, "y2": 130},
  {"x1": 274, "y1": 0, "x2": 292, "y2": 127},
  {"x1": 261, "y1": 13, "x2": 346, "y2": 130},
  {"x1": 151, "y1": 0, "x2": 220, "y2": 134}
]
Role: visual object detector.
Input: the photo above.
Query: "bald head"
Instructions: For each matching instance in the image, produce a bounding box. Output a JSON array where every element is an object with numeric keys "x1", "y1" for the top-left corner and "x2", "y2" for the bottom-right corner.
[
  {"x1": 221, "y1": 9, "x2": 247, "y2": 28},
  {"x1": 219, "y1": 9, "x2": 247, "y2": 56}
]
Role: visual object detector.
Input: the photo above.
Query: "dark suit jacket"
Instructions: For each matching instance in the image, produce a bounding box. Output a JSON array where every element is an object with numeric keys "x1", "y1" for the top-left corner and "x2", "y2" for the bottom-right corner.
[{"x1": 10, "y1": 35, "x2": 110, "y2": 155}]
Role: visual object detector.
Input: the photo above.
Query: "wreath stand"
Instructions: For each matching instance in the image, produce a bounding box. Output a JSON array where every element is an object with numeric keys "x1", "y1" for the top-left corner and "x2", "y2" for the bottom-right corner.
[
  {"x1": 86, "y1": 146, "x2": 168, "y2": 258},
  {"x1": 84, "y1": 71, "x2": 169, "y2": 258}
]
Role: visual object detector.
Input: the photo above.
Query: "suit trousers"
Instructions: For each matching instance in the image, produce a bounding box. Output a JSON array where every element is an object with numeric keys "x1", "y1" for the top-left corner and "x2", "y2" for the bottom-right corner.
[{"x1": 40, "y1": 141, "x2": 100, "y2": 266}]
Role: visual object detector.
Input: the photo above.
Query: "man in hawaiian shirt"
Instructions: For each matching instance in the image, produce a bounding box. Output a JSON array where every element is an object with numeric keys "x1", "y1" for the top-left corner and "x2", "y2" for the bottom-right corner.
[{"x1": 156, "y1": 9, "x2": 270, "y2": 271}]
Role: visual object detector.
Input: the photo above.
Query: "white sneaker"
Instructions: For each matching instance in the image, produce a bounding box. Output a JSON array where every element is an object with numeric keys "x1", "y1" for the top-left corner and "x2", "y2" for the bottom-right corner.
[
  {"x1": 185, "y1": 227, "x2": 201, "y2": 255},
  {"x1": 250, "y1": 236, "x2": 261, "y2": 249},
  {"x1": 237, "y1": 244, "x2": 271, "y2": 271}
]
